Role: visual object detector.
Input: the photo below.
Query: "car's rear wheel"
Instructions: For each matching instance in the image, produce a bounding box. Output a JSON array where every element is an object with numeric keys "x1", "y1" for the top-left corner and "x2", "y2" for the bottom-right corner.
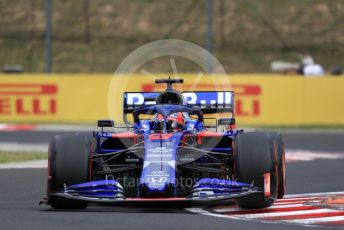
[
  {"x1": 234, "y1": 132, "x2": 278, "y2": 209},
  {"x1": 48, "y1": 134, "x2": 92, "y2": 209}
]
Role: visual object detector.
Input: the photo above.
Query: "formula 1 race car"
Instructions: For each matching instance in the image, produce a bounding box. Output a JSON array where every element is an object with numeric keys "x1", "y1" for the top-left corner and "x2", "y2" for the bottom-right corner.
[{"x1": 43, "y1": 78, "x2": 286, "y2": 209}]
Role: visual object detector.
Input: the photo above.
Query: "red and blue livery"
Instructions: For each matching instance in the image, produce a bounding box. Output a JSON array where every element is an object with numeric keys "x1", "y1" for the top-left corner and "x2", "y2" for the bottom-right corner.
[{"x1": 43, "y1": 78, "x2": 286, "y2": 209}]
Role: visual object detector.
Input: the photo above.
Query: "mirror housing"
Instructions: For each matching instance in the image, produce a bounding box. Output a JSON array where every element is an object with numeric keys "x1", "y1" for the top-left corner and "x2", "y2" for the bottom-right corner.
[
  {"x1": 218, "y1": 118, "x2": 235, "y2": 129},
  {"x1": 97, "y1": 120, "x2": 114, "y2": 128}
]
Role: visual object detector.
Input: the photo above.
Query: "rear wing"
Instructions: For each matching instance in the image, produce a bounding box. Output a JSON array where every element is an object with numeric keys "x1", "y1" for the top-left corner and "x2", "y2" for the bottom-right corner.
[{"x1": 123, "y1": 91, "x2": 234, "y2": 115}]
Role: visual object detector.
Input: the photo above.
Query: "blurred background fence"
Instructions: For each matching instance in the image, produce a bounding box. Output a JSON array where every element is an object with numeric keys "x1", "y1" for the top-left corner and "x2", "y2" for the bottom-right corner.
[{"x1": 1, "y1": 0, "x2": 344, "y2": 73}]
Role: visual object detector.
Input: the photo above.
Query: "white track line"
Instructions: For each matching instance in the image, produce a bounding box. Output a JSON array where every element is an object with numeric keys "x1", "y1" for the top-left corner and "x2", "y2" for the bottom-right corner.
[
  {"x1": 274, "y1": 200, "x2": 321, "y2": 205},
  {"x1": 214, "y1": 203, "x2": 308, "y2": 213},
  {"x1": 0, "y1": 142, "x2": 48, "y2": 152},
  {"x1": 285, "y1": 150, "x2": 344, "y2": 163},
  {"x1": 233, "y1": 209, "x2": 338, "y2": 218},
  {"x1": 276, "y1": 197, "x2": 324, "y2": 201},
  {"x1": 285, "y1": 191, "x2": 344, "y2": 198},
  {"x1": 0, "y1": 160, "x2": 47, "y2": 169},
  {"x1": 185, "y1": 208, "x2": 243, "y2": 220},
  {"x1": 283, "y1": 215, "x2": 344, "y2": 224}
]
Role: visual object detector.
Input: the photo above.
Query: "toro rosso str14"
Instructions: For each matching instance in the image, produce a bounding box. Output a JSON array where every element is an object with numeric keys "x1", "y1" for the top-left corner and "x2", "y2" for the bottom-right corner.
[{"x1": 43, "y1": 78, "x2": 286, "y2": 209}]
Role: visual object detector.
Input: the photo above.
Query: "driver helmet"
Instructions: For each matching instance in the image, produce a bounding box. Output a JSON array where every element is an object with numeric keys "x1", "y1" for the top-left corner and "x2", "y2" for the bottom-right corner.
[
  {"x1": 154, "y1": 112, "x2": 185, "y2": 131},
  {"x1": 167, "y1": 112, "x2": 184, "y2": 130}
]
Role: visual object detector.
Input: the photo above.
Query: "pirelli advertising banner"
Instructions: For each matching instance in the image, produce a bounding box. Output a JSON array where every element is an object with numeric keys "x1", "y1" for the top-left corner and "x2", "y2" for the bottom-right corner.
[{"x1": 0, "y1": 74, "x2": 344, "y2": 126}]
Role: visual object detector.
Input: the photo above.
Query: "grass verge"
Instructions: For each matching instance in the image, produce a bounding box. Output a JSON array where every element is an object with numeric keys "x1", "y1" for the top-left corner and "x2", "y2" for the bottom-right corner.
[{"x1": 0, "y1": 152, "x2": 47, "y2": 164}]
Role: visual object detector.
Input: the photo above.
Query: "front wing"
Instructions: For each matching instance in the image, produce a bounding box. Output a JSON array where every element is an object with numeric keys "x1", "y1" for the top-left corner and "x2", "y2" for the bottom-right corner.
[{"x1": 45, "y1": 190, "x2": 263, "y2": 207}]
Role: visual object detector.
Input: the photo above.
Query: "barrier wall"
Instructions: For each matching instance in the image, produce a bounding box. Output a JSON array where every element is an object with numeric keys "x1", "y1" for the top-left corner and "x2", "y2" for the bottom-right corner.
[{"x1": 0, "y1": 74, "x2": 343, "y2": 126}]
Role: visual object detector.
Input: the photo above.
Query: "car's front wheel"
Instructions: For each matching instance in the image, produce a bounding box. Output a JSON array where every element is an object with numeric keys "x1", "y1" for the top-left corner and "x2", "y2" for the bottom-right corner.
[
  {"x1": 267, "y1": 132, "x2": 286, "y2": 199},
  {"x1": 48, "y1": 134, "x2": 92, "y2": 209},
  {"x1": 234, "y1": 132, "x2": 278, "y2": 209}
]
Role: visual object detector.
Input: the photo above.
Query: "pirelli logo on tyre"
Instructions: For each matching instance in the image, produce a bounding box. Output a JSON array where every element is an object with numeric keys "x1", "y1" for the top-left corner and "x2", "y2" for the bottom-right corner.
[{"x1": 0, "y1": 84, "x2": 58, "y2": 116}]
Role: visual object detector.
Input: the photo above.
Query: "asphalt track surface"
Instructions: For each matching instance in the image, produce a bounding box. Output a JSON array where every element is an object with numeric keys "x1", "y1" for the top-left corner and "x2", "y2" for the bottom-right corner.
[{"x1": 0, "y1": 131, "x2": 344, "y2": 230}]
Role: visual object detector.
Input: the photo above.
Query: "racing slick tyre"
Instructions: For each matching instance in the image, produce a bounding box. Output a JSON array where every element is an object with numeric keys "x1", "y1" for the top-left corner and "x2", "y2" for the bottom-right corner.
[
  {"x1": 48, "y1": 134, "x2": 92, "y2": 209},
  {"x1": 267, "y1": 132, "x2": 286, "y2": 199},
  {"x1": 76, "y1": 132, "x2": 97, "y2": 152},
  {"x1": 234, "y1": 132, "x2": 278, "y2": 209}
]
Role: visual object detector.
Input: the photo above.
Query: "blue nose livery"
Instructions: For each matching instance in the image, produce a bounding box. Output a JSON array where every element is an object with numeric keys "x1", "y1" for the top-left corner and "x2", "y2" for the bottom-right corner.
[{"x1": 139, "y1": 133, "x2": 181, "y2": 196}]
